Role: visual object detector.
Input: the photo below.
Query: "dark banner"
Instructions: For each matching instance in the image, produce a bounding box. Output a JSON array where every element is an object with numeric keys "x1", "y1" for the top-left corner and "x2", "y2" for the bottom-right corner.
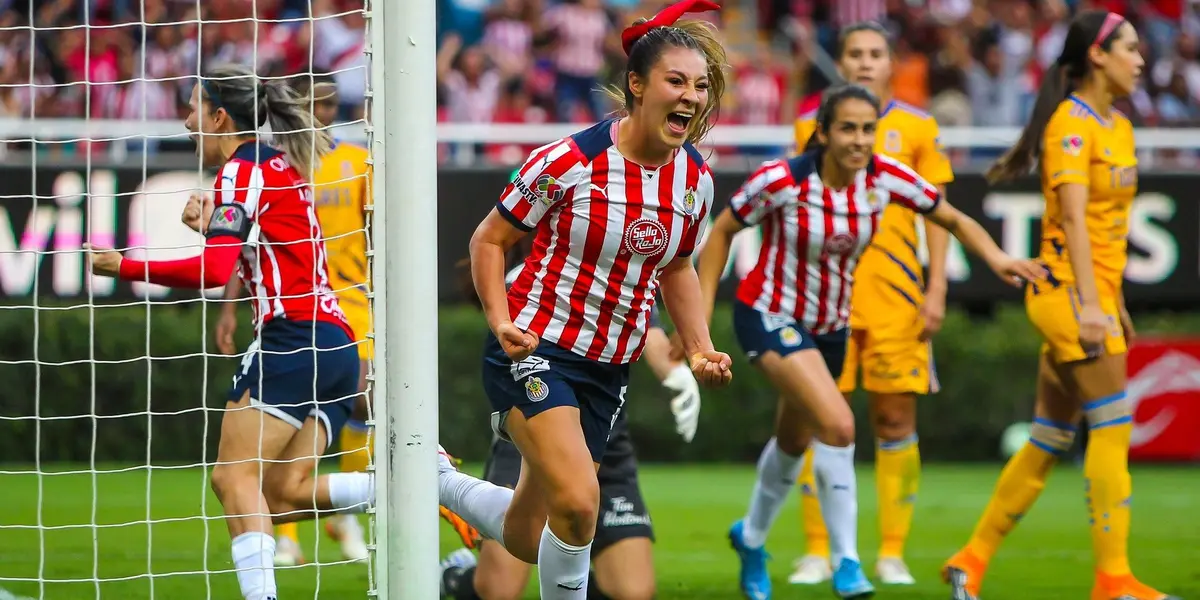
[{"x1": 0, "y1": 165, "x2": 1195, "y2": 308}]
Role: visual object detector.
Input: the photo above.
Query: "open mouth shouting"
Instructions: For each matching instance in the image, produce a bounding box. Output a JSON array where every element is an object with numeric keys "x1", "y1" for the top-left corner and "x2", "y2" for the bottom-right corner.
[{"x1": 666, "y1": 111, "x2": 693, "y2": 137}]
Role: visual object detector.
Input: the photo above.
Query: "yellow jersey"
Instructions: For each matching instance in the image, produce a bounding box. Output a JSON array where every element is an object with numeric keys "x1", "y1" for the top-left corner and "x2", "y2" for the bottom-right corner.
[
  {"x1": 794, "y1": 100, "x2": 954, "y2": 326},
  {"x1": 1037, "y1": 95, "x2": 1136, "y2": 298},
  {"x1": 313, "y1": 141, "x2": 373, "y2": 316}
]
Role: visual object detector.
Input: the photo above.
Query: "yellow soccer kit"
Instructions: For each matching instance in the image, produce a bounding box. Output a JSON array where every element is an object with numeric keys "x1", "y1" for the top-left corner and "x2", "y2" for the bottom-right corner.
[
  {"x1": 795, "y1": 101, "x2": 954, "y2": 395},
  {"x1": 314, "y1": 141, "x2": 374, "y2": 360},
  {"x1": 1025, "y1": 95, "x2": 1135, "y2": 364}
]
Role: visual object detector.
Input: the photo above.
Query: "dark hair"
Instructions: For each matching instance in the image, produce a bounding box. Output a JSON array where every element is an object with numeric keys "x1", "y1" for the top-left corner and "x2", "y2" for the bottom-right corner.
[
  {"x1": 291, "y1": 73, "x2": 338, "y2": 101},
  {"x1": 201, "y1": 65, "x2": 333, "y2": 179},
  {"x1": 802, "y1": 83, "x2": 881, "y2": 152},
  {"x1": 836, "y1": 21, "x2": 892, "y2": 60},
  {"x1": 986, "y1": 11, "x2": 1126, "y2": 183},
  {"x1": 602, "y1": 19, "x2": 728, "y2": 145}
]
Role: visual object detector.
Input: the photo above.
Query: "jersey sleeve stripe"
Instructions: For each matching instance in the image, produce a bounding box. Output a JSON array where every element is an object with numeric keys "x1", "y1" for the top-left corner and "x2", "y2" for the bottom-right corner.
[{"x1": 496, "y1": 203, "x2": 534, "y2": 231}]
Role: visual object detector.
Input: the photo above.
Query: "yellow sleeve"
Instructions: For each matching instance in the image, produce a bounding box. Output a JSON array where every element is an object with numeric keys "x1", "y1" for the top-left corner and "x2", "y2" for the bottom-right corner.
[
  {"x1": 914, "y1": 118, "x2": 954, "y2": 185},
  {"x1": 794, "y1": 118, "x2": 816, "y2": 152},
  {"x1": 1042, "y1": 113, "x2": 1092, "y2": 189}
]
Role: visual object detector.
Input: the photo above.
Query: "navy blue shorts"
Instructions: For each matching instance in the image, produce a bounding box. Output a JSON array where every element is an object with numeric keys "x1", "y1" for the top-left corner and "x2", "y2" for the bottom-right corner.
[
  {"x1": 481, "y1": 334, "x2": 630, "y2": 463},
  {"x1": 229, "y1": 319, "x2": 360, "y2": 449},
  {"x1": 732, "y1": 301, "x2": 849, "y2": 380}
]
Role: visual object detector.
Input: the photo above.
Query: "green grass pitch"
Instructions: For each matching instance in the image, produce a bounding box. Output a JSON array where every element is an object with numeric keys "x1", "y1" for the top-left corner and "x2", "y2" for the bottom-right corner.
[{"x1": 0, "y1": 463, "x2": 1196, "y2": 599}]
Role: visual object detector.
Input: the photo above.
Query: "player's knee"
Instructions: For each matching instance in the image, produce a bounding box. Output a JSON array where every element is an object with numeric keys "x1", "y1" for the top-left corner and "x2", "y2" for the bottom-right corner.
[
  {"x1": 600, "y1": 576, "x2": 656, "y2": 600},
  {"x1": 473, "y1": 573, "x2": 525, "y2": 600},
  {"x1": 210, "y1": 462, "x2": 256, "y2": 503},
  {"x1": 547, "y1": 479, "x2": 600, "y2": 544},
  {"x1": 871, "y1": 410, "x2": 915, "y2": 442},
  {"x1": 1029, "y1": 418, "x2": 1077, "y2": 456},
  {"x1": 818, "y1": 406, "x2": 855, "y2": 447}
]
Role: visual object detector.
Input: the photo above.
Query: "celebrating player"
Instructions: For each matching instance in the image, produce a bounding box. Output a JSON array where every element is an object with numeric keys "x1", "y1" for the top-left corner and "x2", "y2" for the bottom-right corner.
[
  {"x1": 213, "y1": 74, "x2": 374, "y2": 566},
  {"x1": 789, "y1": 21, "x2": 953, "y2": 587},
  {"x1": 439, "y1": 253, "x2": 701, "y2": 600},
  {"x1": 86, "y1": 65, "x2": 374, "y2": 600},
  {"x1": 436, "y1": 1, "x2": 733, "y2": 597},
  {"x1": 695, "y1": 84, "x2": 1045, "y2": 600},
  {"x1": 943, "y1": 12, "x2": 1180, "y2": 600}
]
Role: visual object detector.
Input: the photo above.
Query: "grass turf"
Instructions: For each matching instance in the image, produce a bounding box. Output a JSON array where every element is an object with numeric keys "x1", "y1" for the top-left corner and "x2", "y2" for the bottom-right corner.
[{"x1": 0, "y1": 463, "x2": 1196, "y2": 599}]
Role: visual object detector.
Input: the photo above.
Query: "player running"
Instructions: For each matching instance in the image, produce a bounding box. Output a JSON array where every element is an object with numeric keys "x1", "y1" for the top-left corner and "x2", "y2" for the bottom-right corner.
[
  {"x1": 436, "y1": 1, "x2": 733, "y2": 597},
  {"x1": 439, "y1": 252, "x2": 701, "y2": 600},
  {"x1": 789, "y1": 21, "x2": 954, "y2": 587},
  {"x1": 695, "y1": 84, "x2": 1045, "y2": 600},
  {"x1": 943, "y1": 12, "x2": 1180, "y2": 600},
  {"x1": 85, "y1": 65, "x2": 374, "y2": 600}
]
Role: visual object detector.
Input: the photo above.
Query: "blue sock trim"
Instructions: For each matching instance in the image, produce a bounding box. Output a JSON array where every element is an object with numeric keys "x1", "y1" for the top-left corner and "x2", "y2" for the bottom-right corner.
[
  {"x1": 1082, "y1": 391, "x2": 1127, "y2": 411},
  {"x1": 1033, "y1": 417, "x2": 1076, "y2": 431},
  {"x1": 877, "y1": 433, "x2": 918, "y2": 451},
  {"x1": 345, "y1": 419, "x2": 369, "y2": 432},
  {"x1": 1089, "y1": 415, "x2": 1133, "y2": 430}
]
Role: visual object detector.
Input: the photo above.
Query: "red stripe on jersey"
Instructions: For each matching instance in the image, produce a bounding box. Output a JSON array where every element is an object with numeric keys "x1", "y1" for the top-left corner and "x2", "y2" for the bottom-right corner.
[
  {"x1": 587, "y1": 157, "x2": 642, "y2": 361},
  {"x1": 560, "y1": 151, "x2": 612, "y2": 353},
  {"x1": 813, "y1": 185, "x2": 835, "y2": 329}
]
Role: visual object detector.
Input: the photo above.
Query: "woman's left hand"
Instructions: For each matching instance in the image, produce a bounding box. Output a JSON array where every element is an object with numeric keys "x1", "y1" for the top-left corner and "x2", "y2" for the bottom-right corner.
[{"x1": 84, "y1": 244, "x2": 123, "y2": 278}]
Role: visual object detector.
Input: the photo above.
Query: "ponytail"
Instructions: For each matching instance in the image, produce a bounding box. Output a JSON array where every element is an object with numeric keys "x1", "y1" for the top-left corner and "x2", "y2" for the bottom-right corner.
[{"x1": 985, "y1": 63, "x2": 1070, "y2": 184}]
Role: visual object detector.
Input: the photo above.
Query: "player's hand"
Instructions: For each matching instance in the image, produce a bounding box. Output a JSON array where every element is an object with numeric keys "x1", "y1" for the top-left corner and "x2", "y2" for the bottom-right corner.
[
  {"x1": 83, "y1": 243, "x2": 122, "y2": 278},
  {"x1": 1079, "y1": 303, "x2": 1108, "y2": 358},
  {"x1": 989, "y1": 257, "x2": 1047, "y2": 288},
  {"x1": 662, "y1": 364, "x2": 701, "y2": 442},
  {"x1": 1119, "y1": 304, "x2": 1136, "y2": 343},
  {"x1": 496, "y1": 322, "x2": 539, "y2": 362},
  {"x1": 690, "y1": 350, "x2": 732, "y2": 388},
  {"x1": 215, "y1": 308, "x2": 238, "y2": 355},
  {"x1": 917, "y1": 289, "x2": 946, "y2": 342},
  {"x1": 181, "y1": 193, "x2": 213, "y2": 233}
]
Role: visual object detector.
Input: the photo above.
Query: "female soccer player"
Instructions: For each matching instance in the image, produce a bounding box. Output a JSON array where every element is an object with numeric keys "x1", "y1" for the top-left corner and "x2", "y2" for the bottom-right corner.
[
  {"x1": 86, "y1": 65, "x2": 373, "y2": 600},
  {"x1": 696, "y1": 84, "x2": 1045, "y2": 600},
  {"x1": 439, "y1": 253, "x2": 701, "y2": 600},
  {"x1": 436, "y1": 1, "x2": 733, "y2": 597},
  {"x1": 943, "y1": 12, "x2": 1179, "y2": 600},
  {"x1": 790, "y1": 21, "x2": 953, "y2": 587}
]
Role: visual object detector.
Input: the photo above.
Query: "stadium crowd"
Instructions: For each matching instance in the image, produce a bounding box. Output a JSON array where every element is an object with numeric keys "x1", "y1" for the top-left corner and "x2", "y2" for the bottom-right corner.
[{"x1": 1, "y1": 0, "x2": 1198, "y2": 161}]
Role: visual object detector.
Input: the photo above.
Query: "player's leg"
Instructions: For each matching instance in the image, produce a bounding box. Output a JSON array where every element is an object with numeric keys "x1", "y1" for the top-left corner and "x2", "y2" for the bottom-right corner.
[
  {"x1": 589, "y1": 425, "x2": 655, "y2": 600},
  {"x1": 591, "y1": 538, "x2": 654, "y2": 600},
  {"x1": 322, "y1": 358, "x2": 371, "y2": 561}
]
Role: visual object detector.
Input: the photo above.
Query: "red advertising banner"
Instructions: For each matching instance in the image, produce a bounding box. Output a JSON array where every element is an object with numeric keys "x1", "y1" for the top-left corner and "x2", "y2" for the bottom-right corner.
[{"x1": 1127, "y1": 337, "x2": 1200, "y2": 461}]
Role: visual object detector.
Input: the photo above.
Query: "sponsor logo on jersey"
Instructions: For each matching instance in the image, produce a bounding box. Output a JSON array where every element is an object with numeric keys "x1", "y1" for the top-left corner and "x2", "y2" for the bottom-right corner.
[
  {"x1": 623, "y1": 218, "x2": 669, "y2": 256},
  {"x1": 823, "y1": 232, "x2": 856, "y2": 256},
  {"x1": 1062, "y1": 134, "x2": 1085, "y2": 156},
  {"x1": 534, "y1": 174, "x2": 565, "y2": 206}
]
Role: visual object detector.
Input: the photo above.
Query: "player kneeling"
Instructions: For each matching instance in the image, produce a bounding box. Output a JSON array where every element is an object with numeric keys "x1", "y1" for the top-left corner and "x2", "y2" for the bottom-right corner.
[{"x1": 86, "y1": 65, "x2": 373, "y2": 600}]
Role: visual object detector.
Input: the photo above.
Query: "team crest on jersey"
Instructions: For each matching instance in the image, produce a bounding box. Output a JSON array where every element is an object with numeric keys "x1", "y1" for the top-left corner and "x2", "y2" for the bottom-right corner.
[
  {"x1": 885, "y1": 130, "x2": 902, "y2": 153},
  {"x1": 823, "y1": 233, "x2": 856, "y2": 257},
  {"x1": 534, "y1": 174, "x2": 565, "y2": 206},
  {"x1": 1062, "y1": 134, "x2": 1084, "y2": 156},
  {"x1": 683, "y1": 187, "x2": 697, "y2": 212},
  {"x1": 780, "y1": 326, "x2": 802, "y2": 347},
  {"x1": 866, "y1": 189, "x2": 883, "y2": 211},
  {"x1": 525, "y1": 377, "x2": 549, "y2": 402},
  {"x1": 341, "y1": 161, "x2": 354, "y2": 178},
  {"x1": 623, "y1": 218, "x2": 669, "y2": 256}
]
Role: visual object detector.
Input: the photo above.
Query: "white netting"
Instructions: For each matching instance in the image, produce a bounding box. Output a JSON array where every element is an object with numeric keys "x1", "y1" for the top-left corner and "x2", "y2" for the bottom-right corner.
[{"x1": 0, "y1": 0, "x2": 377, "y2": 598}]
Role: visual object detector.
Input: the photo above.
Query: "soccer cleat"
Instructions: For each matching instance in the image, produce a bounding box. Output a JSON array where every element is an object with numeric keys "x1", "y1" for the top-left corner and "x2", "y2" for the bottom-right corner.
[
  {"x1": 787, "y1": 554, "x2": 832, "y2": 584},
  {"x1": 440, "y1": 548, "x2": 478, "y2": 599},
  {"x1": 1091, "y1": 572, "x2": 1181, "y2": 600},
  {"x1": 942, "y1": 549, "x2": 987, "y2": 600},
  {"x1": 875, "y1": 556, "x2": 916, "y2": 585},
  {"x1": 831, "y1": 558, "x2": 875, "y2": 599},
  {"x1": 273, "y1": 535, "x2": 306, "y2": 567},
  {"x1": 324, "y1": 514, "x2": 369, "y2": 562},
  {"x1": 440, "y1": 505, "x2": 481, "y2": 550},
  {"x1": 728, "y1": 520, "x2": 771, "y2": 600}
]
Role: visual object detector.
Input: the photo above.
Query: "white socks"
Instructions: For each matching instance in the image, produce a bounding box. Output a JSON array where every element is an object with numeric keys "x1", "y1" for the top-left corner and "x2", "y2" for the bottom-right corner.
[
  {"x1": 811, "y1": 440, "x2": 860, "y2": 565},
  {"x1": 741, "y1": 437, "x2": 804, "y2": 548},
  {"x1": 231, "y1": 532, "x2": 277, "y2": 600},
  {"x1": 537, "y1": 523, "x2": 592, "y2": 599},
  {"x1": 327, "y1": 472, "x2": 374, "y2": 513},
  {"x1": 438, "y1": 470, "x2": 514, "y2": 543}
]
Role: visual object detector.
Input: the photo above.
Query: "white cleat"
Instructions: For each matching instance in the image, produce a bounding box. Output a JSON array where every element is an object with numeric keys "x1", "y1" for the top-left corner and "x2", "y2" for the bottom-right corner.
[
  {"x1": 274, "y1": 535, "x2": 306, "y2": 567},
  {"x1": 876, "y1": 557, "x2": 916, "y2": 585},
  {"x1": 788, "y1": 554, "x2": 832, "y2": 584},
  {"x1": 325, "y1": 514, "x2": 370, "y2": 562}
]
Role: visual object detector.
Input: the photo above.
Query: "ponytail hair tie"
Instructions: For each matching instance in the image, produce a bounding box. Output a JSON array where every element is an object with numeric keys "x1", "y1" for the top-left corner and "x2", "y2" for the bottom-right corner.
[{"x1": 620, "y1": 0, "x2": 721, "y2": 56}]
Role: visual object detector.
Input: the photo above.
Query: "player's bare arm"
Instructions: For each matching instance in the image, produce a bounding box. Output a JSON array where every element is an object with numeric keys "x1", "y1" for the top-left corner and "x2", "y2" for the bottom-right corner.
[
  {"x1": 919, "y1": 185, "x2": 951, "y2": 341},
  {"x1": 216, "y1": 276, "x2": 243, "y2": 356},
  {"x1": 923, "y1": 199, "x2": 1046, "y2": 288},
  {"x1": 659, "y1": 255, "x2": 732, "y2": 388},
  {"x1": 1057, "y1": 182, "x2": 1108, "y2": 350},
  {"x1": 469, "y1": 208, "x2": 539, "y2": 361}
]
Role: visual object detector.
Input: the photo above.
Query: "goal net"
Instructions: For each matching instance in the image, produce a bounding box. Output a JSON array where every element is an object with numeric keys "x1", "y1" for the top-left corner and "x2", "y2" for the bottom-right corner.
[{"x1": 0, "y1": 0, "x2": 383, "y2": 598}]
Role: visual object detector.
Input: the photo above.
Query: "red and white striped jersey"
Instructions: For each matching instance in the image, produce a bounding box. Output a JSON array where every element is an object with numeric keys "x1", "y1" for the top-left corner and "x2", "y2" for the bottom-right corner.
[
  {"x1": 216, "y1": 142, "x2": 352, "y2": 336},
  {"x1": 499, "y1": 119, "x2": 714, "y2": 364},
  {"x1": 732, "y1": 151, "x2": 940, "y2": 334}
]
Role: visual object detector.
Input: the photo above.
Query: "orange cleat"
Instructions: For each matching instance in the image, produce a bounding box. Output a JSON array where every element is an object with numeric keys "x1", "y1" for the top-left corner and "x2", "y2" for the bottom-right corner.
[
  {"x1": 440, "y1": 505, "x2": 481, "y2": 550},
  {"x1": 942, "y1": 548, "x2": 989, "y2": 600},
  {"x1": 1091, "y1": 572, "x2": 1181, "y2": 600}
]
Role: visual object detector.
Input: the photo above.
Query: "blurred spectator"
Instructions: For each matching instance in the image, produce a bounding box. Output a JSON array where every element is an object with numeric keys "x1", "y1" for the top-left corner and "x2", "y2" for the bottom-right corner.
[
  {"x1": 540, "y1": 0, "x2": 616, "y2": 121},
  {"x1": 437, "y1": 33, "x2": 504, "y2": 124},
  {"x1": 966, "y1": 28, "x2": 1023, "y2": 127}
]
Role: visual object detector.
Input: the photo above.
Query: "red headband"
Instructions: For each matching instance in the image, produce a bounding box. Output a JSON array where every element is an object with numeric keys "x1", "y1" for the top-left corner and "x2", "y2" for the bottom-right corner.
[
  {"x1": 1092, "y1": 12, "x2": 1124, "y2": 48},
  {"x1": 620, "y1": 0, "x2": 721, "y2": 56}
]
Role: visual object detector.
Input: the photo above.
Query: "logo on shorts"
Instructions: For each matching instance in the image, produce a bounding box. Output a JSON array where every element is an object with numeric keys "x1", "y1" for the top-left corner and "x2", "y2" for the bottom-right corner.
[
  {"x1": 823, "y1": 233, "x2": 856, "y2": 257},
  {"x1": 525, "y1": 376, "x2": 549, "y2": 402},
  {"x1": 602, "y1": 496, "x2": 652, "y2": 528},
  {"x1": 623, "y1": 218, "x2": 669, "y2": 256},
  {"x1": 780, "y1": 326, "x2": 802, "y2": 347},
  {"x1": 511, "y1": 355, "x2": 550, "y2": 381}
]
